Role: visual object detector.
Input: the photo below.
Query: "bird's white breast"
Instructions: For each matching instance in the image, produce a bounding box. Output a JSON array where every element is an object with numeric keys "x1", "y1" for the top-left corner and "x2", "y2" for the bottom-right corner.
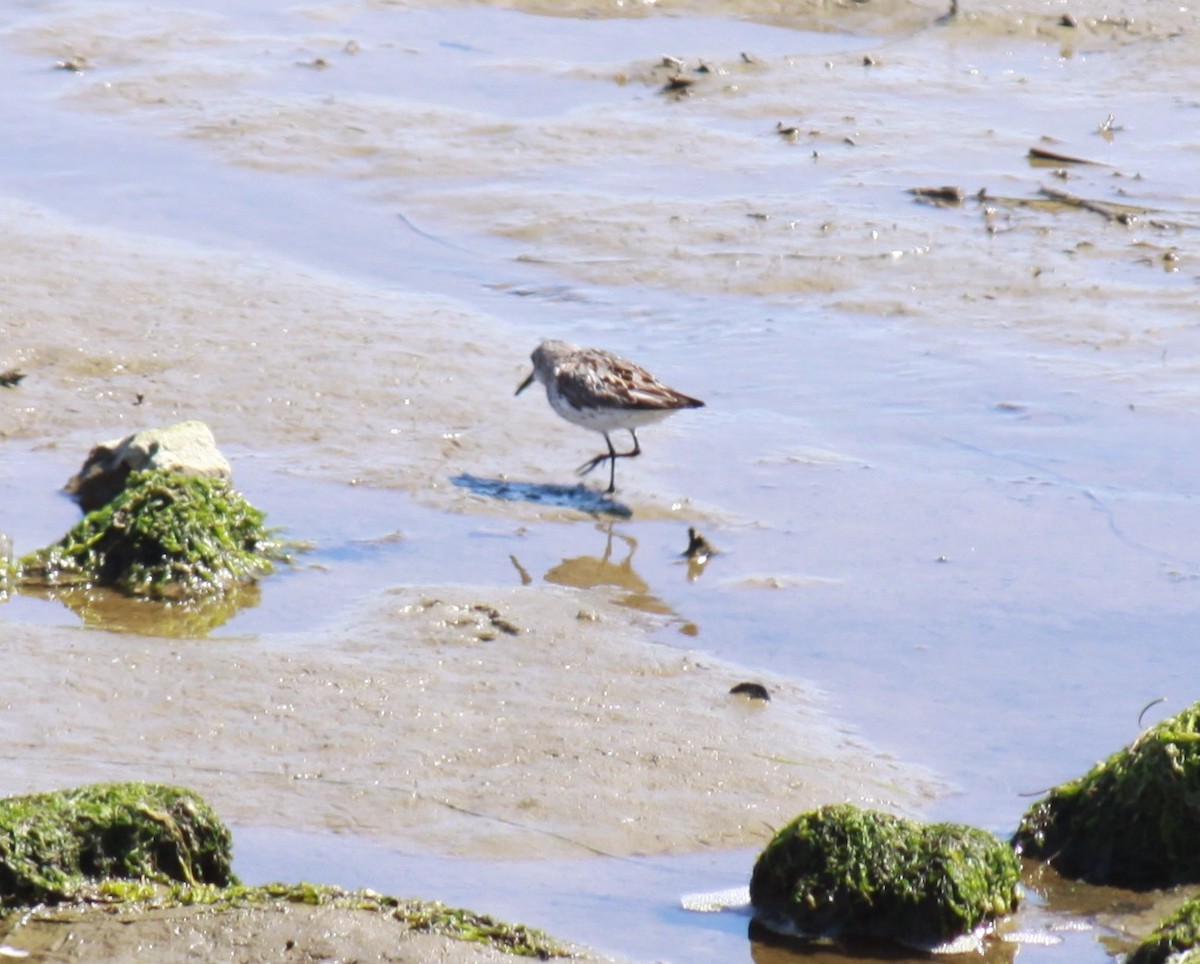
[{"x1": 545, "y1": 384, "x2": 672, "y2": 434}]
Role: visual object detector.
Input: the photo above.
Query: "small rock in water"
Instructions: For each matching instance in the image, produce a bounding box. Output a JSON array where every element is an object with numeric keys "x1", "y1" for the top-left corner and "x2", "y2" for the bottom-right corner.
[
  {"x1": 730, "y1": 682, "x2": 770, "y2": 702},
  {"x1": 683, "y1": 527, "x2": 715, "y2": 561}
]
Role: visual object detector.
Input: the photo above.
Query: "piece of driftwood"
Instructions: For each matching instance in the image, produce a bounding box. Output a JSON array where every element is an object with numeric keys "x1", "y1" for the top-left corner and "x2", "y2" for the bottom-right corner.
[
  {"x1": 909, "y1": 186, "x2": 965, "y2": 205},
  {"x1": 1027, "y1": 146, "x2": 1104, "y2": 166},
  {"x1": 1037, "y1": 186, "x2": 1145, "y2": 224}
]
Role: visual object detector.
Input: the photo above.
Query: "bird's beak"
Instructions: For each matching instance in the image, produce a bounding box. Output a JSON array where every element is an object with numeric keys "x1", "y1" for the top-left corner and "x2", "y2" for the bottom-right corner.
[{"x1": 515, "y1": 371, "x2": 535, "y2": 396}]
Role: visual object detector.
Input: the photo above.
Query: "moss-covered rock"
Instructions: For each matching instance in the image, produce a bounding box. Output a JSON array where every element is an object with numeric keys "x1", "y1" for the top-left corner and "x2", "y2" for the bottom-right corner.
[
  {"x1": 0, "y1": 786, "x2": 577, "y2": 958},
  {"x1": 0, "y1": 782, "x2": 236, "y2": 905},
  {"x1": 749, "y1": 804, "x2": 1020, "y2": 948},
  {"x1": 17, "y1": 469, "x2": 284, "y2": 600},
  {"x1": 1013, "y1": 702, "x2": 1200, "y2": 888},
  {"x1": 1127, "y1": 896, "x2": 1200, "y2": 964}
]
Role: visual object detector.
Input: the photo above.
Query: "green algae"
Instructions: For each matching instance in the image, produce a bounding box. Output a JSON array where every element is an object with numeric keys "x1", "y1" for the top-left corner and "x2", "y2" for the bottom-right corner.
[
  {"x1": 17, "y1": 469, "x2": 285, "y2": 600},
  {"x1": 1013, "y1": 701, "x2": 1200, "y2": 888},
  {"x1": 0, "y1": 784, "x2": 569, "y2": 957},
  {"x1": 401, "y1": 898, "x2": 568, "y2": 957},
  {"x1": 0, "y1": 782, "x2": 236, "y2": 905},
  {"x1": 1128, "y1": 896, "x2": 1200, "y2": 964},
  {"x1": 749, "y1": 803, "x2": 1021, "y2": 948}
]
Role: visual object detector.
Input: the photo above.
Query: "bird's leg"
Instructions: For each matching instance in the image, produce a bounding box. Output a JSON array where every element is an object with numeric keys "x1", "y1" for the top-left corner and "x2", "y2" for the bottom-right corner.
[
  {"x1": 603, "y1": 430, "x2": 642, "y2": 494},
  {"x1": 577, "y1": 432, "x2": 618, "y2": 480},
  {"x1": 577, "y1": 431, "x2": 641, "y2": 494},
  {"x1": 619, "y1": 429, "x2": 642, "y2": 460}
]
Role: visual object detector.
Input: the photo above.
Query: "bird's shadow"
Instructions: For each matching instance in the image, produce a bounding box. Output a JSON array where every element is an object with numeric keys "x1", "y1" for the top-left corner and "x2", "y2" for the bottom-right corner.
[{"x1": 451, "y1": 474, "x2": 632, "y2": 518}]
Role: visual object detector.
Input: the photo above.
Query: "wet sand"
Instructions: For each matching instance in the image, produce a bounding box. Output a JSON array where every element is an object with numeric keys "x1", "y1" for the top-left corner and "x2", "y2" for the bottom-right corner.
[
  {"x1": 0, "y1": 184, "x2": 937, "y2": 856},
  {"x1": 3, "y1": 899, "x2": 620, "y2": 963},
  {"x1": 0, "y1": 585, "x2": 936, "y2": 860},
  {"x1": 3, "y1": 0, "x2": 1200, "y2": 960},
  {"x1": 0, "y1": 196, "x2": 935, "y2": 961}
]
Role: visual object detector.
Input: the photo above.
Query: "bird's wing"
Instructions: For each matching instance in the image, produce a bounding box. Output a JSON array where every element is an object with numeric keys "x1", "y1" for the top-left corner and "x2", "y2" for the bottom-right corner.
[{"x1": 557, "y1": 351, "x2": 701, "y2": 411}]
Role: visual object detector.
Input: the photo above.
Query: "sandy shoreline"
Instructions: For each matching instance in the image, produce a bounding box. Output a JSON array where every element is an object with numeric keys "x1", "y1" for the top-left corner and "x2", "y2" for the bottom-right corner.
[
  {"x1": 0, "y1": 585, "x2": 939, "y2": 861},
  {"x1": 0, "y1": 199, "x2": 938, "y2": 958},
  {"x1": 2, "y1": 896, "x2": 623, "y2": 962}
]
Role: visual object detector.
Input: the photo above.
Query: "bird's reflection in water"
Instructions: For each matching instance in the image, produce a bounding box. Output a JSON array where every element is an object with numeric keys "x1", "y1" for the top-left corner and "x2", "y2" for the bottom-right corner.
[{"x1": 541, "y1": 523, "x2": 674, "y2": 618}]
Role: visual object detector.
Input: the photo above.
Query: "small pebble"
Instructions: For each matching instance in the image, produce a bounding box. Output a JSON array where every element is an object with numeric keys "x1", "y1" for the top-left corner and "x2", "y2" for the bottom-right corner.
[{"x1": 730, "y1": 682, "x2": 770, "y2": 701}]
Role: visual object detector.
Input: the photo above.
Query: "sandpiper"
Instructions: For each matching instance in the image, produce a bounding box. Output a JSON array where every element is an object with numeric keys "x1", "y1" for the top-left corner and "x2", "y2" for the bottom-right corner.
[{"x1": 516, "y1": 340, "x2": 705, "y2": 494}]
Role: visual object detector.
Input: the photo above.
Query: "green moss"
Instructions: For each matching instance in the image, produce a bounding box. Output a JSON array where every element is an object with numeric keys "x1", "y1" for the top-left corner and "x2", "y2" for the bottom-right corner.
[
  {"x1": 401, "y1": 898, "x2": 566, "y2": 957},
  {"x1": 749, "y1": 804, "x2": 1020, "y2": 947},
  {"x1": 17, "y1": 470, "x2": 285, "y2": 600},
  {"x1": 1128, "y1": 896, "x2": 1200, "y2": 964},
  {"x1": 0, "y1": 787, "x2": 571, "y2": 958},
  {"x1": 0, "y1": 783, "x2": 236, "y2": 905},
  {"x1": 1013, "y1": 702, "x2": 1200, "y2": 888}
]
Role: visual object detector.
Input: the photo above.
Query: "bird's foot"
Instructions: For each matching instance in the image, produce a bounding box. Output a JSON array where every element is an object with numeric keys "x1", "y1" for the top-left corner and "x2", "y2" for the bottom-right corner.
[{"x1": 576, "y1": 453, "x2": 611, "y2": 477}]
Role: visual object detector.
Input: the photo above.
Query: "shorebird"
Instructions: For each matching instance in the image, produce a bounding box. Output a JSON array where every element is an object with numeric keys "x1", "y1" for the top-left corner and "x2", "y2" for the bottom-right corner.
[{"x1": 516, "y1": 340, "x2": 705, "y2": 494}]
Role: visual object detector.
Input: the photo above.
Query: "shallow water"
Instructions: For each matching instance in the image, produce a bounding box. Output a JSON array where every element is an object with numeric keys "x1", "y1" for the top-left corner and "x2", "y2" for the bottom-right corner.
[{"x1": 3, "y1": 0, "x2": 1200, "y2": 961}]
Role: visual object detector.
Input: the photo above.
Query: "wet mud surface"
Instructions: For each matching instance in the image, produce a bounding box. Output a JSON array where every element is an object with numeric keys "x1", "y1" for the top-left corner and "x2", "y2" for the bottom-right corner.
[
  {"x1": 2, "y1": 0, "x2": 1200, "y2": 961},
  {"x1": 0, "y1": 587, "x2": 936, "y2": 860},
  {"x1": 2, "y1": 899, "x2": 616, "y2": 963}
]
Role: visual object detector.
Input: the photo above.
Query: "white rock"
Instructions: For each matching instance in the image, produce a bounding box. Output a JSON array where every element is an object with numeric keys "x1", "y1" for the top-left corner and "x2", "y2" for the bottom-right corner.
[{"x1": 65, "y1": 420, "x2": 232, "y2": 511}]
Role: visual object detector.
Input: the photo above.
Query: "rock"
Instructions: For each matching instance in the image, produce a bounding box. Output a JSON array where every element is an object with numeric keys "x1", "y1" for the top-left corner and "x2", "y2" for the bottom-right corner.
[
  {"x1": 0, "y1": 782, "x2": 235, "y2": 905},
  {"x1": 0, "y1": 788, "x2": 584, "y2": 961},
  {"x1": 1128, "y1": 896, "x2": 1200, "y2": 964},
  {"x1": 1013, "y1": 701, "x2": 1200, "y2": 888},
  {"x1": 1, "y1": 884, "x2": 585, "y2": 962},
  {"x1": 750, "y1": 803, "x2": 1020, "y2": 950},
  {"x1": 20, "y1": 469, "x2": 283, "y2": 601},
  {"x1": 65, "y1": 420, "x2": 232, "y2": 512},
  {"x1": 729, "y1": 682, "x2": 770, "y2": 701},
  {"x1": 683, "y1": 527, "x2": 715, "y2": 561}
]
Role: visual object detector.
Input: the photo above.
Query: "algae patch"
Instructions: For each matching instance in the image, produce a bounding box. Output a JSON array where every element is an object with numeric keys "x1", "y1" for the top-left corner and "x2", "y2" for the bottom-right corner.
[
  {"x1": 1128, "y1": 896, "x2": 1200, "y2": 964},
  {"x1": 1013, "y1": 701, "x2": 1200, "y2": 888},
  {"x1": 0, "y1": 782, "x2": 236, "y2": 905},
  {"x1": 0, "y1": 785, "x2": 574, "y2": 959},
  {"x1": 749, "y1": 803, "x2": 1021, "y2": 948},
  {"x1": 16, "y1": 469, "x2": 286, "y2": 600}
]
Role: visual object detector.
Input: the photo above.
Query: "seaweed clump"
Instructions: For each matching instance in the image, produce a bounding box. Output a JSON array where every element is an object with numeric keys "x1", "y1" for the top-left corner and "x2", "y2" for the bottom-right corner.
[
  {"x1": 0, "y1": 785, "x2": 574, "y2": 958},
  {"x1": 749, "y1": 804, "x2": 1020, "y2": 948},
  {"x1": 18, "y1": 469, "x2": 284, "y2": 600},
  {"x1": 0, "y1": 782, "x2": 236, "y2": 905},
  {"x1": 1127, "y1": 896, "x2": 1200, "y2": 964},
  {"x1": 402, "y1": 897, "x2": 568, "y2": 957},
  {"x1": 1013, "y1": 702, "x2": 1200, "y2": 888}
]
